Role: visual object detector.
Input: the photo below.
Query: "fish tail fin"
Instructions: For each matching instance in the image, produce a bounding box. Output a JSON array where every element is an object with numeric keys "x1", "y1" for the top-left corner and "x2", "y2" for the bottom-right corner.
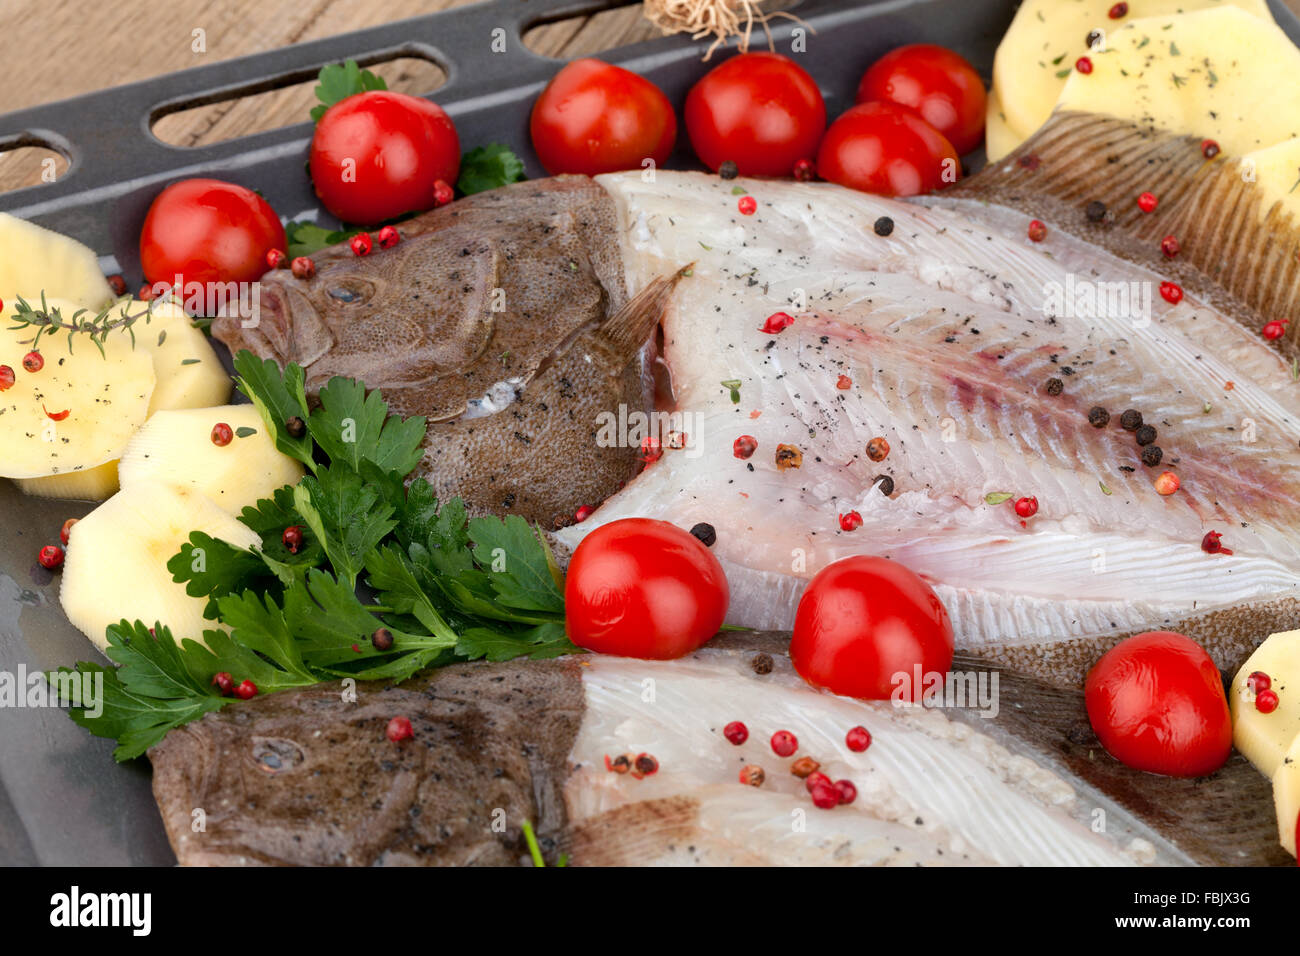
[
  {"x1": 956, "y1": 111, "x2": 1300, "y2": 355},
  {"x1": 599, "y1": 264, "x2": 692, "y2": 356}
]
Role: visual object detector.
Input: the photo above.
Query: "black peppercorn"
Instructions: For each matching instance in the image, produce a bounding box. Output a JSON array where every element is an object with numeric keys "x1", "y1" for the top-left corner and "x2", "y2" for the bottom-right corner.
[
  {"x1": 1134, "y1": 424, "x2": 1157, "y2": 446},
  {"x1": 1086, "y1": 29, "x2": 1103, "y2": 49},
  {"x1": 690, "y1": 522, "x2": 717, "y2": 547},
  {"x1": 371, "y1": 627, "x2": 394, "y2": 651},
  {"x1": 1141, "y1": 445, "x2": 1163, "y2": 467},
  {"x1": 285, "y1": 415, "x2": 306, "y2": 438},
  {"x1": 1085, "y1": 200, "x2": 1108, "y2": 223},
  {"x1": 875, "y1": 475, "x2": 895, "y2": 496},
  {"x1": 719, "y1": 160, "x2": 739, "y2": 180},
  {"x1": 750, "y1": 653, "x2": 775, "y2": 675},
  {"x1": 1045, "y1": 377, "x2": 1064, "y2": 396},
  {"x1": 1088, "y1": 406, "x2": 1110, "y2": 428},
  {"x1": 1120, "y1": 409, "x2": 1143, "y2": 431},
  {"x1": 874, "y1": 216, "x2": 895, "y2": 237}
]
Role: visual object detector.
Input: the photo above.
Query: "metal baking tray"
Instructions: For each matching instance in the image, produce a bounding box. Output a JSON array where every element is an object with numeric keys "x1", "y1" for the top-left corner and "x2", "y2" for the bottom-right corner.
[{"x1": 3, "y1": 0, "x2": 1298, "y2": 866}]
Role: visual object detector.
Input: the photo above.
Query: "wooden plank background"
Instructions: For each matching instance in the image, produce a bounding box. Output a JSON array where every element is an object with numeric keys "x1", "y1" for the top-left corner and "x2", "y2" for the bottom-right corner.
[{"x1": 3, "y1": 0, "x2": 1300, "y2": 190}]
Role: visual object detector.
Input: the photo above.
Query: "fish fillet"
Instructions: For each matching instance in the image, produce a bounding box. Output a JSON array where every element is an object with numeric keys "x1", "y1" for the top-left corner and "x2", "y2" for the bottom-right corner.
[{"x1": 557, "y1": 167, "x2": 1300, "y2": 650}]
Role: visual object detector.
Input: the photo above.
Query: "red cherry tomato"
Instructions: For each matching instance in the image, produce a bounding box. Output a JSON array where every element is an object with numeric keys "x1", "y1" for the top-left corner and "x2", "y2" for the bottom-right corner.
[
  {"x1": 816, "y1": 101, "x2": 960, "y2": 197},
  {"x1": 685, "y1": 52, "x2": 826, "y2": 176},
  {"x1": 530, "y1": 58, "x2": 677, "y2": 176},
  {"x1": 1085, "y1": 631, "x2": 1232, "y2": 778},
  {"x1": 565, "y1": 518, "x2": 729, "y2": 660},
  {"x1": 856, "y1": 44, "x2": 987, "y2": 155},
  {"x1": 310, "y1": 90, "x2": 460, "y2": 225},
  {"x1": 790, "y1": 556, "x2": 954, "y2": 700},
  {"x1": 140, "y1": 178, "x2": 286, "y2": 288}
]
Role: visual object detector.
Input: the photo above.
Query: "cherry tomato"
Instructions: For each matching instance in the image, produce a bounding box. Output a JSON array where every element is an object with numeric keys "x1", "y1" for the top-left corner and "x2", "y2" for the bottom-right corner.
[
  {"x1": 140, "y1": 179, "x2": 286, "y2": 288},
  {"x1": 684, "y1": 52, "x2": 826, "y2": 177},
  {"x1": 1085, "y1": 631, "x2": 1232, "y2": 778},
  {"x1": 565, "y1": 518, "x2": 729, "y2": 660},
  {"x1": 817, "y1": 101, "x2": 959, "y2": 197},
  {"x1": 790, "y1": 556, "x2": 954, "y2": 700},
  {"x1": 530, "y1": 59, "x2": 677, "y2": 176},
  {"x1": 856, "y1": 44, "x2": 987, "y2": 155},
  {"x1": 310, "y1": 91, "x2": 460, "y2": 225}
]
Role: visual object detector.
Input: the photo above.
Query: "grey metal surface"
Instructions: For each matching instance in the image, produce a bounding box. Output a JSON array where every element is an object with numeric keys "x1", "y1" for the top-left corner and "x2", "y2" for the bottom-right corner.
[{"x1": 3, "y1": 0, "x2": 1299, "y2": 866}]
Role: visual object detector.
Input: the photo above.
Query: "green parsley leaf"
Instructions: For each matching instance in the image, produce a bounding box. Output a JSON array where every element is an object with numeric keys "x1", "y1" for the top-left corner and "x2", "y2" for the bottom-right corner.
[
  {"x1": 283, "y1": 220, "x2": 361, "y2": 259},
  {"x1": 54, "y1": 660, "x2": 224, "y2": 762},
  {"x1": 456, "y1": 143, "x2": 527, "y2": 196},
  {"x1": 232, "y1": 352, "x2": 315, "y2": 470},
  {"x1": 168, "y1": 531, "x2": 273, "y2": 619},
  {"x1": 467, "y1": 515, "x2": 565, "y2": 615},
  {"x1": 456, "y1": 621, "x2": 577, "y2": 663},
  {"x1": 293, "y1": 464, "x2": 397, "y2": 589},
  {"x1": 311, "y1": 60, "x2": 387, "y2": 123},
  {"x1": 309, "y1": 375, "x2": 426, "y2": 477}
]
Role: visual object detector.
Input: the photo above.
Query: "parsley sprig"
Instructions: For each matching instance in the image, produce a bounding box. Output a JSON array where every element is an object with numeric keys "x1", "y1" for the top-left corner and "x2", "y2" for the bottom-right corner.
[
  {"x1": 54, "y1": 350, "x2": 576, "y2": 760},
  {"x1": 311, "y1": 59, "x2": 387, "y2": 122}
]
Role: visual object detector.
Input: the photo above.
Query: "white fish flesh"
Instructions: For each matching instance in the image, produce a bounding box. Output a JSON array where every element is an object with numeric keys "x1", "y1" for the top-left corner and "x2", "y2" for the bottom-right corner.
[{"x1": 557, "y1": 170, "x2": 1300, "y2": 649}]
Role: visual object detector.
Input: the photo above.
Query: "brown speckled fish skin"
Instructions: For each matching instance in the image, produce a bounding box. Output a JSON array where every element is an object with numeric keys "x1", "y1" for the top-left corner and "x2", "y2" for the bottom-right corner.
[
  {"x1": 419, "y1": 270, "x2": 686, "y2": 528},
  {"x1": 212, "y1": 176, "x2": 674, "y2": 526},
  {"x1": 149, "y1": 658, "x2": 585, "y2": 866}
]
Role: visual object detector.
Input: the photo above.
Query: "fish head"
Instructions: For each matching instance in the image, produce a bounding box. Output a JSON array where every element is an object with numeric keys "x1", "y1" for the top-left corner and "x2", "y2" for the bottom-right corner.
[{"x1": 249, "y1": 233, "x2": 503, "y2": 419}]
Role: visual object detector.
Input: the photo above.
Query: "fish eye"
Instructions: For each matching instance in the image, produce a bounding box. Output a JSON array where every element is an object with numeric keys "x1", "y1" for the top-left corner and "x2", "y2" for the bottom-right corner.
[{"x1": 327, "y1": 286, "x2": 366, "y2": 303}]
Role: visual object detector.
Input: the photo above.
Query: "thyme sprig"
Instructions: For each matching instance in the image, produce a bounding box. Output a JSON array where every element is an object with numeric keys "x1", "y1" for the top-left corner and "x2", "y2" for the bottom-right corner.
[{"x1": 7, "y1": 292, "x2": 161, "y2": 356}]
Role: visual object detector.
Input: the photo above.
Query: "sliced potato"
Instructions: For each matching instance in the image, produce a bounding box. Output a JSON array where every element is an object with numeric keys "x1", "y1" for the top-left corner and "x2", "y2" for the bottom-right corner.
[
  {"x1": 118, "y1": 404, "x2": 303, "y2": 515},
  {"x1": 0, "y1": 211, "x2": 114, "y2": 310},
  {"x1": 1230, "y1": 629, "x2": 1300, "y2": 777},
  {"x1": 61, "y1": 479, "x2": 261, "y2": 652},
  {"x1": 1273, "y1": 734, "x2": 1300, "y2": 858},
  {"x1": 0, "y1": 298, "x2": 155, "y2": 480},
  {"x1": 1240, "y1": 137, "x2": 1300, "y2": 222},
  {"x1": 984, "y1": 87, "x2": 1027, "y2": 163},
  {"x1": 13, "y1": 302, "x2": 233, "y2": 500},
  {"x1": 1056, "y1": 7, "x2": 1300, "y2": 157},
  {"x1": 104, "y1": 300, "x2": 232, "y2": 415},
  {"x1": 995, "y1": 0, "x2": 1272, "y2": 143},
  {"x1": 11, "y1": 461, "x2": 119, "y2": 500}
]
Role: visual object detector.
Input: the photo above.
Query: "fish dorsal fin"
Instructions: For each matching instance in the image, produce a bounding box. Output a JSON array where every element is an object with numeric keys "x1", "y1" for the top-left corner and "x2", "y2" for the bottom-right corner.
[
  {"x1": 956, "y1": 110, "x2": 1300, "y2": 357},
  {"x1": 598, "y1": 264, "x2": 693, "y2": 357}
]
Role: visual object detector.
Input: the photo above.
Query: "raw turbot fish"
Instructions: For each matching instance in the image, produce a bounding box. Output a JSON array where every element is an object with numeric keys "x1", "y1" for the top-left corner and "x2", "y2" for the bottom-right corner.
[
  {"x1": 155, "y1": 633, "x2": 1281, "y2": 866},
  {"x1": 556, "y1": 117, "x2": 1300, "y2": 661}
]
